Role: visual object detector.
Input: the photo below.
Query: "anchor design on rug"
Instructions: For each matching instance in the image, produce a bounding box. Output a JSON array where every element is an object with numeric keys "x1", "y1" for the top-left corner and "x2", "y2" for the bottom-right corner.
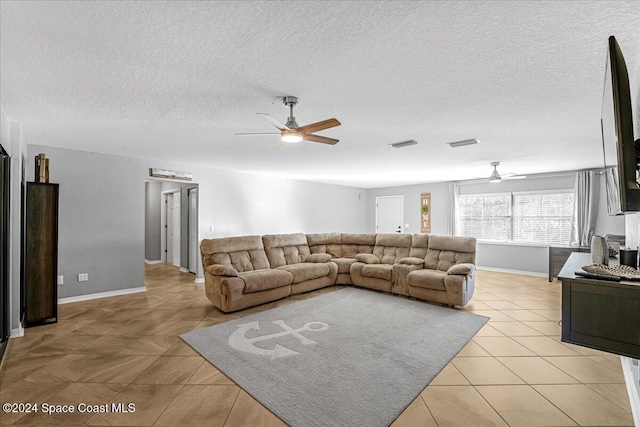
[{"x1": 228, "y1": 320, "x2": 329, "y2": 359}]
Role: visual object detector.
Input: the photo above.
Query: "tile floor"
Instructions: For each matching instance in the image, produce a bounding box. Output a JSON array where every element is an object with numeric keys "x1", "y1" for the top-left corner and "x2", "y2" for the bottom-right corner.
[{"x1": 0, "y1": 264, "x2": 634, "y2": 426}]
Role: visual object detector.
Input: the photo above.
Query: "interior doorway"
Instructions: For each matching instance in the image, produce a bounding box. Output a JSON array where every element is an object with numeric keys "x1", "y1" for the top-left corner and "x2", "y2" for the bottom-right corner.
[
  {"x1": 188, "y1": 188, "x2": 198, "y2": 274},
  {"x1": 375, "y1": 195, "x2": 404, "y2": 233},
  {"x1": 144, "y1": 180, "x2": 200, "y2": 281}
]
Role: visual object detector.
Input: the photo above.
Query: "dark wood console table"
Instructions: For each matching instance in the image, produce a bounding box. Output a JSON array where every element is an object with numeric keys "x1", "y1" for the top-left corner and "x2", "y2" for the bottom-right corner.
[
  {"x1": 558, "y1": 252, "x2": 640, "y2": 359},
  {"x1": 549, "y1": 245, "x2": 590, "y2": 282}
]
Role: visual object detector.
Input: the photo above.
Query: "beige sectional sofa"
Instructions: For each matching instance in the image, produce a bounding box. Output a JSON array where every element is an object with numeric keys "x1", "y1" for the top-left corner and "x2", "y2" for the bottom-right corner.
[{"x1": 201, "y1": 232, "x2": 476, "y2": 313}]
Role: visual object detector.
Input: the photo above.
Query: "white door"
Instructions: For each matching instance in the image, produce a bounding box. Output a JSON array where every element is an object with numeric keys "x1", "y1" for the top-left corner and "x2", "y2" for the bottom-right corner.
[
  {"x1": 165, "y1": 194, "x2": 172, "y2": 264},
  {"x1": 376, "y1": 195, "x2": 404, "y2": 233},
  {"x1": 171, "y1": 192, "x2": 181, "y2": 267},
  {"x1": 188, "y1": 188, "x2": 198, "y2": 273}
]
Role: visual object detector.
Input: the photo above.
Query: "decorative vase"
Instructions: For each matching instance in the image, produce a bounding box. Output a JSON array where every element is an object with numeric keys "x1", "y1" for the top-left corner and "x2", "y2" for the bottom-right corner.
[
  {"x1": 35, "y1": 153, "x2": 49, "y2": 183},
  {"x1": 591, "y1": 235, "x2": 609, "y2": 265}
]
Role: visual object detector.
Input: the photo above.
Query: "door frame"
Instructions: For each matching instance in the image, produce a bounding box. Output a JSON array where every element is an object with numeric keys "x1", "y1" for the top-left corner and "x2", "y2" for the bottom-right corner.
[
  {"x1": 375, "y1": 195, "x2": 404, "y2": 233},
  {"x1": 187, "y1": 187, "x2": 199, "y2": 274},
  {"x1": 161, "y1": 188, "x2": 181, "y2": 264}
]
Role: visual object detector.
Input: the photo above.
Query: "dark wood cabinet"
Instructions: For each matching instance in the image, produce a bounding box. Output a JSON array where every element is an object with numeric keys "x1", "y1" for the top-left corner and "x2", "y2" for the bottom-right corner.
[
  {"x1": 559, "y1": 253, "x2": 640, "y2": 359},
  {"x1": 548, "y1": 246, "x2": 590, "y2": 282},
  {"x1": 24, "y1": 182, "x2": 59, "y2": 327}
]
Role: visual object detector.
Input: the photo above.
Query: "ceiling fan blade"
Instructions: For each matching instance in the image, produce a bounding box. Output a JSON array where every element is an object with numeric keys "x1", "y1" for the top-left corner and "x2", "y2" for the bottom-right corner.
[
  {"x1": 257, "y1": 113, "x2": 290, "y2": 131},
  {"x1": 235, "y1": 132, "x2": 281, "y2": 136},
  {"x1": 304, "y1": 134, "x2": 339, "y2": 145},
  {"x1": 296, "y1": 118, "x2": 341, "y2": 135},
  {"x1": 503, "y1": 175, "x2": 527, "y2": 180}
]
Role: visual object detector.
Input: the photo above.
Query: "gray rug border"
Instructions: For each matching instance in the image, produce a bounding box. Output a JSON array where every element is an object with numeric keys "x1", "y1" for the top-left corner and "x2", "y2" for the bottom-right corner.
[{"x1": 181, "y1": 288, "x2": 489, "y2": 427}]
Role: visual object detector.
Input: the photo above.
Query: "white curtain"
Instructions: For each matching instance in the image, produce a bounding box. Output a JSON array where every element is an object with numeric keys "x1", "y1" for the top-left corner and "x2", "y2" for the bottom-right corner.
[
  {"x1": 447, "y1": 183, "x2": 460, "y2": 236},
  {"x1": 570, "y1": 171, "x2": 598, "y2": 246}
]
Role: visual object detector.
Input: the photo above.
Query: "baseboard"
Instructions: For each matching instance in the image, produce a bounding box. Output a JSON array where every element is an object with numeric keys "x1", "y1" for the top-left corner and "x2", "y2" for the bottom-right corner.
[
  {"x1": 10, "y1": 325, "x2": 24, "y2": 338},
  {"x1": 144, "y1": 259, "x2": 163, "y2": 264},
  {"x1": 476, "y1": 265, "x2": 547, "y2": 278},
  {"x1": 195, "y1": 277, "x2": 204, "y2": 283},
  {"x1": 179, "y1": 267, "x2": 189, "y2": 273},
  {"x1": 621, "y1": 356, "x2": 640, "y2": 427},
  {"x1": 58, "y1": 287, "x2": 147, "y2": 305}
]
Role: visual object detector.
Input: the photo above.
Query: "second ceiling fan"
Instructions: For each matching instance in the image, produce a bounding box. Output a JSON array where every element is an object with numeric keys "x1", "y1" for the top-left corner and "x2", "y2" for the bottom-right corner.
[{"x1": 236, "y1": 96, "x2": 341, "y2": 145}]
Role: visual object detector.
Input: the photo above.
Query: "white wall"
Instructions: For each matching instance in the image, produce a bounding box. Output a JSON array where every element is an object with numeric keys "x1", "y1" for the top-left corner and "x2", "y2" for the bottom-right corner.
[
  {"x1": 26, "y1": 144, "x2": 368, "y2": 299},
  {"x1": 1, "y1": 104, "x2": 26, "y2": 334},
  {"x1": 367, "y1": 172, "x2": 624, "y2": 276}
]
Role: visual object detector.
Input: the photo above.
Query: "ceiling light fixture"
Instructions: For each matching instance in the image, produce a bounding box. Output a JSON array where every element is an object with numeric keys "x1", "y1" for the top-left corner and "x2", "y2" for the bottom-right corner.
[
  {"x1": 281, "y1": 132, "x2": 303, "y2": 143},
  {"x1": 448, "y1": 138, "x2": 479, "y2": 148},
  {"x1": 489, "y1": 161, "x2": 501, "y2": 183},
  {"x1": 390, "y1": 140, "x2": 418, "y2": 148}
]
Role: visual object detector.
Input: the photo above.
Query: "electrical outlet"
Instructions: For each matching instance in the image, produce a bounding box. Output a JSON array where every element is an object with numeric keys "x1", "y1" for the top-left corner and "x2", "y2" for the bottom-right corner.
[
  {"x1": 57, "y1": 275, "x2": 63, "y2": 286},
  {"x1": 405, "y1": 223, "x2": 410, "y2": 228},
  {"x1": 209, "y1": 225, "x2": 215, "y2": 232},
  {"x1": 78, "y1": 273, "x2": 88, "y2": 282}
]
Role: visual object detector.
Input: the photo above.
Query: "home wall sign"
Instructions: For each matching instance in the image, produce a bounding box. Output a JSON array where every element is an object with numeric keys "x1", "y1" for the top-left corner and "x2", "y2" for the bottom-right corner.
[
  {"x1": 421, "y1": 193, "x2": 431, "y2": 233},
  {"x1": 149, "y1": 168, "x2": 192, "y2": 181}
]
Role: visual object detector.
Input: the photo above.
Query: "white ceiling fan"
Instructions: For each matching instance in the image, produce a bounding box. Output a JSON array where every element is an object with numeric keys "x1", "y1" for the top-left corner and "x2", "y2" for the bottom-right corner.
[
  {"x1": 236, "y1": 96, "x2": 341, "y2": 145},
  {"x1": 475, "y1": 161, "x2": 527, "y2": 183}
]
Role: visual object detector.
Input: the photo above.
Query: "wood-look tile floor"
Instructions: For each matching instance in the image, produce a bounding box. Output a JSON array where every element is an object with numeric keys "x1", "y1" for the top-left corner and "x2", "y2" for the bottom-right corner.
[{"x1": 0, "y1": 264, "x2": 634, "y2": 426}]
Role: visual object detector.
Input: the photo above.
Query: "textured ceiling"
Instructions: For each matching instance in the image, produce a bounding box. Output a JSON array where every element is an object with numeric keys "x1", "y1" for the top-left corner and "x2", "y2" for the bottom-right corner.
[{"x1": 1, "y1": 1, "x2": 639, "y2": 188}]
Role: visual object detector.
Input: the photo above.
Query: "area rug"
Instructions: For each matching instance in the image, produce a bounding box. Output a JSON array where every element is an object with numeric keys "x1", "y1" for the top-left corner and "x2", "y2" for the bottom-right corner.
[{"x1": 181, "y1": 288, "x2": 488, "y2": 427}]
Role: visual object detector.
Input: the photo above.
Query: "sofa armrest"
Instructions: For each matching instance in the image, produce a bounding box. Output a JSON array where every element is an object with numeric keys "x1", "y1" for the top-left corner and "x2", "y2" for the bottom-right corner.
[
  {"x1": 398, "y1": 257, "x2": 425, "y2": 266},
  {"x1": 355, "y1": 253, "x2": 380, "y2": 264},
  {"x1": 205, "y1": 264, "x2": 238, "y2": 277},
  {"x1": 447, "y1": 263, "x2": 475, "y2": 276},
  {"x1": 306, "y1": 253, "x2": 332, "y2": 263}
]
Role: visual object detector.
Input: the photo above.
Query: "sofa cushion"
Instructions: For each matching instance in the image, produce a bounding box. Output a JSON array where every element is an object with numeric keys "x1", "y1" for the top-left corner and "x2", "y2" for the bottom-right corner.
[
  {"x1": 448, "y1": 263, "x2": 474, "y2": 275},
  {"x1": 356, "y1": 253, "x2": 380, "y2": 264},
  {"x1": 409, "y1": 234, "x2": 429, "y2": 259},
  {"x1": 238, "y1": 269, "x2": 293, "y2": 293},
  {"x1": 373, "y1": 233, "x2": 412, "y2": 264},
  {"x1": 361, "y1": 264, "x2": 393, "y2": 281},
  {"x1": 408, "y1": 269, "x2": 447, "y2": 291},
  {"x1": 331, "y1": 257, "x2": 357, "y2": 273},
  {"x1": 398, "y1": 257, "x2": 424, "y2": 266},
  {"x1": 276, "y1": 262, "x2": 331, "y2": 284},
  {"x1": 306, "y1": 253, "x2": 332, "y2": 263},
  {"x1": 200, "y1": 235, "x2": 270, "y2": 272},
  {"x1": 306, "y1": 233, "x2": 342, "y2": 258},
  {"x1": 205, "y1": 264, "x2": 238, "y2": 276},
  {"x1": 341, "y1": 233, "x2": 376, "y2": 258},
  {"x1": 262, "y1": 233, "x2": 311, "y2": 267},
  {"x1": 425, "y1": 235, "x2": 476, "y2": 271}
]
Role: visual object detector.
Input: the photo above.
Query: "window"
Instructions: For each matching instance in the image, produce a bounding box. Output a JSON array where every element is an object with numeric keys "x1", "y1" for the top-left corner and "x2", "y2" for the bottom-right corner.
[{"x1": 457, "y1": 190, "x2": 574, "y2": 244}]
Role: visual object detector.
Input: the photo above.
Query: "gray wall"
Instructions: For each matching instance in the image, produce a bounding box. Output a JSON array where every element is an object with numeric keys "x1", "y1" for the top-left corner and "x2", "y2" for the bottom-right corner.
[
  {"x1": 144, "y1": 181, "x2": 162, "y2": 261},
  {"x1": 27, "y1": 144, "x2": 369, "y2": 299},
  {"x1": 368, "y1": 172, "x2": 624, "y2": 275}
]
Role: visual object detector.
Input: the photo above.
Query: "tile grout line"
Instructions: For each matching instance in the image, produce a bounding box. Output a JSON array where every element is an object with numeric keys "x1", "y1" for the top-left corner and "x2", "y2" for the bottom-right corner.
[{"x1": 221, "y1": 387, "x2": 242, "y2": 427}]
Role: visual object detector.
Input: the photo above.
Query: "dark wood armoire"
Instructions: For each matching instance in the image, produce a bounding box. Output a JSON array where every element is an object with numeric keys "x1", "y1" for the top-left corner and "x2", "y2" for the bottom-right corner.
[{"x1": 24, "y1": 182, "x2": 59, "y2": 327}]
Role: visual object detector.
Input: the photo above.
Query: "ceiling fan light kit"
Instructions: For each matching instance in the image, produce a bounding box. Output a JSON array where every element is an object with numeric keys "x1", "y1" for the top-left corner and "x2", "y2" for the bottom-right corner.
[
  {"x1": 448, "y1": 139, "x2": 479, "y2": 148},
  {"x1": 237, "y1": 95, "x2": 341, "y2": 145},
  {"x1": 389, "y1": 140, "x2": 418, "y2": 148},
  {"x1": 281, "y1": 133, "x2": 303, "y2": 143}
]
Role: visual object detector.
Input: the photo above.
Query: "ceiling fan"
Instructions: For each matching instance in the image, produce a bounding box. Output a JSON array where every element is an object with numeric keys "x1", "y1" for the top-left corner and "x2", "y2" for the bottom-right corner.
[
  {"x1": 476, "y1": 162, "x2": 527, "y2": 183},
  {"x1": 236, "y1": 96, "x2": 341, "y2": 145}
]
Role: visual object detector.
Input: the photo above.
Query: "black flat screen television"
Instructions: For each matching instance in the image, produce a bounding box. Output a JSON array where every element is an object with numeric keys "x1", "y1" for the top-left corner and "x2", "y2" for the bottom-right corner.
[{"x1": 602, "y1": 36, "x2": 639, "y2": 215}]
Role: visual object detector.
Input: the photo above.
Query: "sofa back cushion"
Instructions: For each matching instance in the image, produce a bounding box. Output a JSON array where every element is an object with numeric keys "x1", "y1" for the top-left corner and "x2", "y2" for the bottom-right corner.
[
  {"x1": 200, "y1": 235, "x2": 270, "y2": 273},
  {"x1": 409, "y1": 234, "x2": 429, "y2": 259},
  {"x1": 262, "y1": 233, "x2": 311, "y2": 268},
  {"x1": 306, "y1": 233, "x2": 342, "y2": 258},
  {"x1": 373, "y1": 233, "x2": 412, "y2": 264},
  {"x1": 425, "y1": 235, "x2": 476, "y2": 271},
  {"x1": 340, "y1": 233, "x2": 376, "y2": 258}
]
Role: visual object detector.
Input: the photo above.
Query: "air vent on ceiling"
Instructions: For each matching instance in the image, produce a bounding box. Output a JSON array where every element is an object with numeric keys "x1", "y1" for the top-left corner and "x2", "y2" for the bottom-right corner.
[
  {"x1": 389, "y1": 140, "x2": 418, "y2": 148},
  {"x1": 448, "y1": 138, "x2": 479, "y2": 148}
]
